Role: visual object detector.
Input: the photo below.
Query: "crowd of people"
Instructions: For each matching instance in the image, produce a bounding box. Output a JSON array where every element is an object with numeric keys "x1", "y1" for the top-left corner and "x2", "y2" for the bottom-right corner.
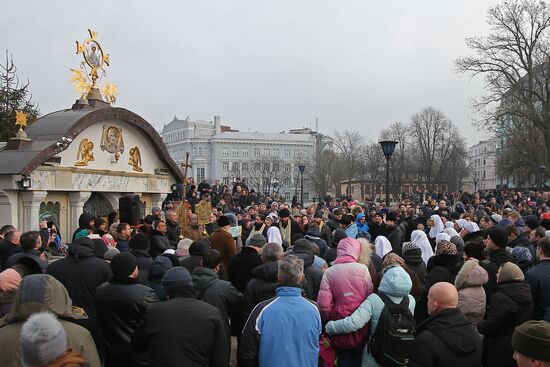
[{"x1": 3, "y1": 180, "x2": 550, "y2": 366}]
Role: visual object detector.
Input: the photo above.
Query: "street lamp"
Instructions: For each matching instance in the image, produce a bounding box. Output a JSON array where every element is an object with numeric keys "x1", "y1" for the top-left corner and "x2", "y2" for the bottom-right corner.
[
  {"x1": 539, "y1": 165, "x2": 546, "y2": 191},
  {"x1": 474, "y1": 179, "x2": 478, "y2": 192},
  {"x1": 298, "y1": 164, "x2": 305, "y2": 207},
  {"x1": 379, "y1": 140, "x2": 398, "y2": 207},
  {"x1": 272, "y1": 178, "x2": 279, "y2": 196}
]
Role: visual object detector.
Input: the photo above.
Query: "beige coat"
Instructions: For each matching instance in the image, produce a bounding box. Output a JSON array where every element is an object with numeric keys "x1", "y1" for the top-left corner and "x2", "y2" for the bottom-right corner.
[{"x1": 455, "y1": 258, "x2": 488, "y2": 326}]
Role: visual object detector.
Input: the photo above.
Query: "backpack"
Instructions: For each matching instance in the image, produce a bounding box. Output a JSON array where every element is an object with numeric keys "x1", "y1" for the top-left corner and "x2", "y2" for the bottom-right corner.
[{"x1": 369, "y1": 293, "x2": 416, "y2": 367}]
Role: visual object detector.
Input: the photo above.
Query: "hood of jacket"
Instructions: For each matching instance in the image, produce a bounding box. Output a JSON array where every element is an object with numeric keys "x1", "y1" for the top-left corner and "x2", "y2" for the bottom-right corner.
[
  {"x1": 489, "y1": 248, "x2": 514, "y2": 266},
  {"x1": 304, "y1": 229, "x2": 321, "y2": 238},
  {"x1": 335, "y1": 237, "x2": 361, "y2": 262},
  {"x1": 0, "y1": 274, "x2": 85, "y2": 327},
  {"x1": 148, "y1": 255, "x2": 173, "y2": 281},
  {"x1": 455, "y1": 259, "x2": 488, "y2": 289},
  {"x1": 78, "y1": 213, "x2": 94, "y2": 230},
  {"x1": 67, "y1": 237, "x2": 96, "y2": 259},
  {"x1": 402, "y1": 248, "x2": 423, "y2": 266},
  {"x1": 419, "y1": 308, "x2": 479, "y2": 357},
  {"x1": 496, "y1": 281, "x2": 533, "y2": 306},
  {"x1": 188, "y1": 240, "x2": 210, "y2": 256},
  {"x1": 292, "y1": 251, "x2": 315, "y2": 268},
  {"x1": 426, "y1": 254, "x2": 462, "y2": 274},
  {"x1": 378, "y1": 266, "x2": 412, "y2": 297},
  {"x1": 355, "y1": 213, "x2": 369, "y2": 232},
  {"x1": 251, "y1": 261, "x2": 278, "y2": 281},
  {"x1": 191, "y1": 267, "x2": 219, "y2": 291}
]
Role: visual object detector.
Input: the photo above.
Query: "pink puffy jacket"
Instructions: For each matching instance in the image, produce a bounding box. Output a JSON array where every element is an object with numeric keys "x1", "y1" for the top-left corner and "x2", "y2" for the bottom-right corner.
[{"x1": 317, "y1": 237, "x2": 373, "y2": 349}]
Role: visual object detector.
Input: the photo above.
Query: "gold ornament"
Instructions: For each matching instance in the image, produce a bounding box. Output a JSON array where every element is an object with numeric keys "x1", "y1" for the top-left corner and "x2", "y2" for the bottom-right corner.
[
  {"x1": 76, "y1": 29, "x2": 109, "y2": 89},
  {"x1": 75, "y1": 138, "x2": 95, "y2": 166},
  {"x1": 15, "y1": 112, "x2": 27, "y2": 131},
  {"x1": 101, "y1": 80, "x2": 118, "y2": 104},
  {"x1": 128, "y1": 146, "x2": 143, "y2": 172},
  {"x1": 69, "y1": 68, "x2": 91, "y2": 97}
]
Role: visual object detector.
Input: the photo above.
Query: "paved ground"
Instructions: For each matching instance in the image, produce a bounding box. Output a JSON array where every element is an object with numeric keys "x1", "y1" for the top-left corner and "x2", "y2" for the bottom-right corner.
[{"x1": 230, "y1": 336, "x2": 238, "y2": 366}]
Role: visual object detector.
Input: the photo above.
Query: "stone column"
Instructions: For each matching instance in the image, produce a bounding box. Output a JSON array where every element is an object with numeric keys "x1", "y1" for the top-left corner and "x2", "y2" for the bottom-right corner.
[
  {"x1": 69, "y1": 192, "x2": 92, "y2": 234},
  {"x1": 150, "y1": 193, "x2": 163, "y2": 213},
  {"x1": 21, "y1": 191, "x2": 48, "y2": 232}
]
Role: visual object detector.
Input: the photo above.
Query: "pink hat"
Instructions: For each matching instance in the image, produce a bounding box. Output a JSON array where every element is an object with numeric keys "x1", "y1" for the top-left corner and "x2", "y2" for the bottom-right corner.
[{"x1": 0, "y1": 268, "x2": 22, "y2": 291}]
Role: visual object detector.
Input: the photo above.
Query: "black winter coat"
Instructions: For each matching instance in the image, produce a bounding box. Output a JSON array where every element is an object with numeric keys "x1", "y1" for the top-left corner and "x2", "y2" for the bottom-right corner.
[
  {"x1": 132, "y1": 291, "x2": 228, "y2": 367},
  {"x1": 416, "y1": 254, "x2": 462, "y2": 322},
  {"x1": 228, "y1": 247, "x2": 262, "y2": 293},
  {"x1": 481, "y1": 248, "x2": 514, "y2": 305},
  {"x1": 525, "y1": 260, "x2": 550, "y2": 319},
  {"x1": 477, "y1": 281, "x2": 533, "y2": 367},
  {"x1": 408, "y1": 308, "x2": 482, "y2": 367},
  {"x1": 192, "y1": 267, "x2": 243, "y2": 344},
  {"x1": 292, "y1": 250, "x2": 323, "y2": 301},
  {"x1": 402, "y1": 248, "x2": 427, "y2": 284},
  {"x1": 244, "y1": 261, "x2": 279, "y2": 313},
  {"x1": 150, "y1": 231, "x2": 170, "y2": 259},
  {"x1": 95, "y1": 277, "x2": 159, "y2": 359},
  {"x1": 131, "y1": 249, "x2": 154, "y2": 285},
  {"x1": 165, "y1": 220, "x2": 180, "y2": 248},
  {"x1": 387, "y1": 222, "x2": 407, "y2": 254},
  {"x1": 46, "y1": 240, "x2": 111, "y2": 317},
  {"x1": 0, "y1": 240, "x2": 21, "y2": 270}
]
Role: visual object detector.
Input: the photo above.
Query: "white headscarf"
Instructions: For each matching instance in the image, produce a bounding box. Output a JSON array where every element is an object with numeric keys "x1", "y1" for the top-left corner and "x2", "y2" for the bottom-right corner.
[
  {"x1": 463, "y1": 221, "x2": 480, "y2": 234},
  {"x1": 443, "y1": 227, "x2": 459, "y2": 238},
  {"x1": 267, "y1": 226, "x2": 282, "y2": 245},
  {"x1": 435, "y1": 232, "x2": 451, "y2": 243},
  {"x1": 411, "y1": 229, "x2": 434, "y2": 264},
  {"x1": 444, "y1": 221, "x2": 455, "y2": 229},
  {"x1": 428, "y1": 215, "x2": 445, "y2": 239},
  {"x1": 374, "y1": 236, "x2": 393, "y2": 258},
  {"x1": 455, "y1": 219, "x2": 468, "y2": 229}
]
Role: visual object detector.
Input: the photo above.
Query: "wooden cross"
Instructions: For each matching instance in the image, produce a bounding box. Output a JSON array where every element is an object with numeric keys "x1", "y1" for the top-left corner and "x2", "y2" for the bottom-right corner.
[{"x1": 179, "y1": 152, "x2": 193, "y2": 237}]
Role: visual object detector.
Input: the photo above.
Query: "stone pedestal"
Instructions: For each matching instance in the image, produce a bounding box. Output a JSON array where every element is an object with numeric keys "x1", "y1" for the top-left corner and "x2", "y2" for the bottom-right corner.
[
  {"x1": 150, "y1": 193, "x2": 163, "y2": 215},
  {"x1": 69, "y1": 192, "x2": 92, "y2": 234},
  {"x1": 21, "y1": 191, "x2": 48, "y2": 232}
]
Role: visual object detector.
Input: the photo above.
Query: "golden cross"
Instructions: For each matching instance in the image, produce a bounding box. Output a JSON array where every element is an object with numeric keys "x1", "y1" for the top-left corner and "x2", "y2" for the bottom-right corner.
[
  {"x1": 180, "y1": 152, "x2": 192, "y2": 180},
  {"x1": 179, "y1": 152, "x2": 193, "y2": 237},
  {"x1": 15, "y1": 112, "x2": 27, "y2": 131}
]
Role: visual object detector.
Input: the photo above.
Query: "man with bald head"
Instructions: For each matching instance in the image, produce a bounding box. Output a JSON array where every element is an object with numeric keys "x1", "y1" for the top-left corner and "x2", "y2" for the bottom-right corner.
[{"x1": 408, "y1": 282, "x2": 481, "y2": 367}]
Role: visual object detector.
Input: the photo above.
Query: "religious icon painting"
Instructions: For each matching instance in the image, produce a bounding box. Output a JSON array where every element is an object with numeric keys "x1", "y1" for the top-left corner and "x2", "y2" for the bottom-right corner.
[{"x1": 100, "y1": 125, "x2": 124, "y2": 155}]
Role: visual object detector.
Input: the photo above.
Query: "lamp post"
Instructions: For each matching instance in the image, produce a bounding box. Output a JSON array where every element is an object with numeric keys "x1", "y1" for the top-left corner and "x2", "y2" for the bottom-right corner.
[
  {"x1": 539, "y1": 165, "x2": 546, "y2": 191},
  {"x1": 379, "y1": 140, "x2": 398, "y2": 207},
  {"x1": 474, "y1": 179, "x2": 478, "y2": 192},
  {"x1": 272, "y1": 178, "x2": 279, "y2": 196},
  {"x1": 298, "y1": 164, "x2": 305, "y2": 207}
]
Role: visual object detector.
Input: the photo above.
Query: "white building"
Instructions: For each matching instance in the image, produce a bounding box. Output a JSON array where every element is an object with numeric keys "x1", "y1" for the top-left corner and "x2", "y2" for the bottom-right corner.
[
  {"x1": 161, "y1": 115, "x2": 332, "y2": 202},
  {"x1": 467, "y1": 138, "x2": 498, "y2": 191}
]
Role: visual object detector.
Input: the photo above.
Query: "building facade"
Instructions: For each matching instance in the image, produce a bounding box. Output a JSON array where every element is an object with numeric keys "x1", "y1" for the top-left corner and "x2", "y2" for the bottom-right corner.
[
  {"x1": 467, "y1": 138, "x2": 498, "y2": 191},
  {"x1": 161, "y1": 116, "x2": 332, "y2": 202}
]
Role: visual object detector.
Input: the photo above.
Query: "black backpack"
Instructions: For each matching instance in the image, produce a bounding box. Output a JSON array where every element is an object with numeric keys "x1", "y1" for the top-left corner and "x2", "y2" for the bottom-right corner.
[{"x1": 369, "y1": 293, "x2": 416, "y2": 367}]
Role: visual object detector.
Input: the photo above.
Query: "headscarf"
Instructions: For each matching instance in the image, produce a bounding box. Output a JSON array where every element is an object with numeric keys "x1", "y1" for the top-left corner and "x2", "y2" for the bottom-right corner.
[
  {"x1": 435, "y1": 233, "x2": 451, "y2": 243},
  {"x1": 463, "y1": 222, "x2": 480, "y2": 234},
  {"x1": 374, "y1": 236, "x2": 392, "y2": 258},
  {"x1": 428, "y1": 215, "x2": 445, "y2": 239},
  {"x1": 436, "y1": 241, "x2": 457, "y2": 256},
  {"x1": 267, "y1": 227, "x2": 282, "y2": 245},
  {"x1": 443, "y1": 227, "x2": 459, "y2": 238},
  {"x1": 455, "y1": 219, "x2": 468, "y2": 229},
  {"x1": 355, "y1": 213, "x2": 369, "y2": 234},
  {"x1": 411, "y1": 229, "x2": 434, "y2": 264},
  {"x1": 382, "y1": 253, "x2": 405, "y2": 268}
]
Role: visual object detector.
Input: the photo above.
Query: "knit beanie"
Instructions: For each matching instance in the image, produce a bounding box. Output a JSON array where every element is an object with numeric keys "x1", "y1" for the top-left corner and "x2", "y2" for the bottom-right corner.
[
  {"x1": 511, "y1": 246, "x2": 533, "y2": 267},
  {"x1": 498, "y1": 262, "x2": 524, "y2": 283},
  {"x1": 110, "y1": 252, "x2": 137, "y2": 278},
  {"x1": 177, "y1": 238, "x2": 193, "y2": 251},
  {"x1": 0, "y1": 268, "x2": 22, "y2": 291},
  {"x1": 162, "y1": 266, "x2": 193, "y2": 288},
  {"x1": 103, "y1": 247, "x2": 120, "y2": 261},
  {"x1": 436, "y1": 241, "x2": 457, "y2": 256},
  {"x1": 487, "y1": 228, "x2": 508, "y2": 248},
  {"x1": 401, "y1": 242, "x2": 419, "y2": 254},
  {"x1": 129, "y1": 233, "x2": 150, "y2": 251},
  {"x1": 217, "y1": 215, "x2": 230, "y2": 227},
  {"x1": 246, "y1": 233, "x2": 267, "y2": 248},
  {"x1": 512, "y1": 320, "x2": 550, "y2": 361},
  {"x1": 450, "y1": 235, "x2": 465, "y2": 257},
  {"x1": 20, "y1": 311, "x2": 67, "y2": 367}
]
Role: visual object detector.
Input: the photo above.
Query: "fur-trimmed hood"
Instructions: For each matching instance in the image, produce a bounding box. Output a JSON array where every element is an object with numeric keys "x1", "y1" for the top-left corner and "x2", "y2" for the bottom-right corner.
[
  {"x1": 455, "y1": 258, "x2": 488, "y2": 289},
  {"x1": 357, "y1": 238, "x2": 373, "y2": 266}
]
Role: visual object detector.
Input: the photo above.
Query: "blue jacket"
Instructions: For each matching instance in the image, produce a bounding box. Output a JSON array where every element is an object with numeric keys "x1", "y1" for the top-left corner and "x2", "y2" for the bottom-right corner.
[
  {"x1": 525, "y1": 260, "x2": 550, "y2": 319},
  {"x1": 326, "y1": 266, "x2": 415, "y2": 367},
  {"x1": 239, "y1": 286, "x2": 321, "y2": 367}
]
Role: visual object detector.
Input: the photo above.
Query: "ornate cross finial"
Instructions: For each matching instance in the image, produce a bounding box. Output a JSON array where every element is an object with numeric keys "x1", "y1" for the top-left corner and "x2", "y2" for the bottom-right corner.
[
  {"x1": 15, "y1": 111, "x2": 27, "y2": 131},
  {"x1": 76, "y1": 29, "x2": 110, "y2": 89}
]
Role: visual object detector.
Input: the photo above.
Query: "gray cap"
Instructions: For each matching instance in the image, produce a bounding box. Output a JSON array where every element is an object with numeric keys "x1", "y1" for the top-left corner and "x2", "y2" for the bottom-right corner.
[
  {"x1": 490, "y1": 214, "x2": 503, "y2": 224},
  {"x1": 246, "y1": 233, "x2": 267, "y2": 248},
  {"x1": 20, "y1": 311, "x2": 67, "y2": 367},
  {"x1": 162, "y1": 266, "x2": 193, "y2": 288}
]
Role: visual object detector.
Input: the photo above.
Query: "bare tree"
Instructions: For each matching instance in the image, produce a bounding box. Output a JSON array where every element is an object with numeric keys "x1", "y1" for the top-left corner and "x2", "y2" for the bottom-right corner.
[
  {"x1": 380, "y1": 122, "x2": 414, "y2": 200},
  {"x1": 243, "y1": 156, "x2": 292, "y2": 196},
  {"x1": 333, "y1": 130, "x2": 364, "y2": 195},
  {"x1": 311, "y1": 148, "x2": 338, "y2": 201},
  {"x1": 409, "y1": 107, "x2": 457, "y2": 191},
  {"x1": 456, "y1": 0, "x2": 550, "y2": 168}
]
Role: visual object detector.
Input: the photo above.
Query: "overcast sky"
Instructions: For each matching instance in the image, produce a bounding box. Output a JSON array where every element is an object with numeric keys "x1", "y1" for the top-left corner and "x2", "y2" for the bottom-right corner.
[{"x1": 1, "y1": 0, "x2": 499, "y2": 145}]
